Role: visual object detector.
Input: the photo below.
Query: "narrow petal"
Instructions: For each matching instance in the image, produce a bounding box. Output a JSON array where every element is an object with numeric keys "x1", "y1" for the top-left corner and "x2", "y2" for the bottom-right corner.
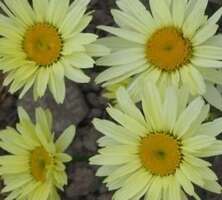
[
  {"x1": 174, "y1": 97, "x2": 204, "y2": 138},
  {"x1": 56, "y1": 125, "x2": 76, "y2": 152}
]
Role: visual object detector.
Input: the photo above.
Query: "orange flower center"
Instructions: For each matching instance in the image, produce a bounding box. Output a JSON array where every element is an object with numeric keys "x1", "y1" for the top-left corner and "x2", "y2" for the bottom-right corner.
[
  {"x1": 146, "y1": 27, "x2": 192, "y2": 71},
  {"x1": 139, "y1": 133, "x2": 182, "y2": 176},
  {"x1": 23, "y1": 23, "x2": 62, "y2": 66},
  {"x1": 30, "y1": 147, "x2": 52, "y2": 182}
]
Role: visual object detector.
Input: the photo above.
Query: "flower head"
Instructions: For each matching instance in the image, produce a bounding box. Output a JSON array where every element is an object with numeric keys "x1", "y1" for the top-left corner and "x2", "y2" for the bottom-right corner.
[
  {"x1": 103, "y1": 78, "x2": 132, "y2": 101},
  {"x1": 96, "y1": 0, "x2": 222, "y2": 109},
  {"x1": 0, "y1": 107, "x2": 75, "y2": 200},
  {"x1": 0, "y1": 0, "x2": 109, "y2": 103},
  {"x1": 90, "y1": 83, "x2": 222, "y2": 200}
]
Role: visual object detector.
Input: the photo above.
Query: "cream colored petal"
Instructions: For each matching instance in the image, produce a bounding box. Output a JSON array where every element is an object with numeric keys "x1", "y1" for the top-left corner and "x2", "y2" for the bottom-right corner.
[
  {"x1": 204, "y1": 34, "x2": 222, "y2": 47},
  {"x1": 163, "y1": 86, "x2": 178, "y2": 131},
  {"x1": 198, "y1": 118, "x2": 222, "y2": 137},
  {"x1": 96, "y1": 37, "x2": 141, "y2": 52},
  {"x1": 174, "y1": 97, "x2": 204, "y2": 138},
  {"x1": 204, "y1": 82, "x2": 222, "y2": 111},
  {"x1": 48, "y1": 63, "x2": 66, "y2": 104},
  {"x1": 4, "y1": 0, "x2": 34, "y2": 25},
  {"x1": 85, "y1": 44, "x2": 110, "y2": 57},
  {"x1": 89, "y1": 154, "x2": 136, "y2": 165},
  {"x1": 189, "y1": 66, "x2": 206, "y2": 94},
  {"x1": 194, "y1": 141, "x2": 222, "y2": 157},
  {"x1": 177, "y1": 86, "x2": 189, "y2": 116},
  {"x1": 59, "y1": 0, "x2": 90, "y2": 38},
  {"x1": 168, "y1": 176, "x2": 181, "y2": 200},
  {"x1": 197, "y1": 167, "x2": 218, "y2": 181},
  {"x1": 30, "y1": 182, "x2": 50, "y2": 200},
  {"x1": 111, "y1": 9, "x2": 150, "y2": 34},
  {"x1": 199, "y1": 68, "x2": 222, "y2": 84},
  {"x1": 16, "y1": 118, "x2": 39, "y2": 145},
  {"x1": 35, "y1": 108, "x2": 51, "y2": 140},
  {"x1": 106, "y1": 107, "x2": 147, "y2": 137},
  {"x1": 96, "y1": 166, "x2": 119, "y2": 177},
  {"x1": 180, "y1": 65, "x2": 205, "y2": 95},
  {"x1": 116, "y1": 87, "x2": 146, "y2": 125},
  {"x1": 71, "y1": 14, "x2": 92, "y2": 35},
  {"x1": 47, "y1": 0, "x2": 69, "y2": 26},
  {"x1": 105, "y1": 160, "x2": 141, "y2": 183},
  {"x1": 101, "y1": 64, "x2": 148, "y2": 88},
  {"x1": 32, "y1": 0, "x2": 48, "y2": 22},
  {"x1": 98, "y1": 25, "x2": 147, "y2": 44},
  {"x1": 180, "y1": 162, "x2": 204, "y2": 187},
  {"x1": 116, "y1": 0, "x2": 156, "y2": 31},
  {"x1": 192, "y1": 23, "x2": 218, "y2": 46},
  {"x1": 56, "y1": 125, "x2": 76, "y2": 152},
  {"x1": 64, "y1": 65, "x2": 90, "y2": 83},
  {"x1": 92, "y1": 118, "x2": 138, "y2": 145},
  {"x1": 175, "y1": 169, "x2": 195, "y2": 196},
  {"x1": 194, "y1": 46, "x2": 222, "y2": 60},
  {"x1": 127, "y1": 71, "x2": 149, "y2": 103},
  {"x1": 172, "y1": 0, "x2": 186, "y2": 27},
  {"x1": 96, "y1": 59, "x2": 146, "y2": 84},
  {"x1": 183, "y1": 0, "x2": 208, "y2": 38},
  {"x1": 66, "y1": 53, "x2": 95, "y2": 68},
  {"x1": 0, "y1": 128, "x2": 32, "y2": 151},
  {"x1": 142, "y1": 82, "x2": 164, "y2": 131},
  {"x1": 192, "y1": 57, "x2": 222, "y2": 68},
  {"x1": 96, "y1": 48, "x2": 145, "y2": 66},
  {"x1": 107, "y1": 174, "x2": 131, "y2": 191},
  {"x1": 2, "y1": 174, "x2": 32, "y2": 193},
  {"x1": 145, "y1": 176, "x2": 163, "y2": 200},
  {"x1": 182, "y1": 135, "x2": 216, "y2": 152},
  {"x1": 35, "y1": 124, "x2": 51, "y2": 152},
  {"x1": 203, "y1": 181, "x2": 221, "y2": 194},
  {"x1": 183, "y1": 153, "x2": 211, "y2": 168},
  {"x1": 0, "y1": 162, "x2": 29, "y2": 175},
  {"x1": 36, "y1": 67, "x2": 49, "y2": 98},
  {"x1": 149, "y1": 0, "x2": 172, "y2": 25},
  {"x1": 19, "y1": 73, "x2": 37, "y2": 99},
  {"x1": 114, "y1": 169, "x2": 151, "y2": 200},
  {"x1": 182, "y1": 104, "x2": 209, "y2": 138},
  {"x1": 99, "y1": 145, "x2": 138, "y2": 156},
  {"x1": 17, "y1": 107, "x2": 30, "y2": 122},
  {"x1": 97, "y1": 136, "x2": 120, "y2": 147}
]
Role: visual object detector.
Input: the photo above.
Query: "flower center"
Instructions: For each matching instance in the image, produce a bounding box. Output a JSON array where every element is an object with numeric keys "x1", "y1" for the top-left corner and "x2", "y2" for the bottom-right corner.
[
  {"x1": 139, "y1": 133, "x2": 182, "y2": 176},
  {"x1": 23, "y1": 23, "x2": 62, "y2": 66},
  {"x1": 146, "y1": 27, "x2": 192, "y2": 71},
  {"x1": 30, "y1": 147, "x2": 52, "y2": 182}
]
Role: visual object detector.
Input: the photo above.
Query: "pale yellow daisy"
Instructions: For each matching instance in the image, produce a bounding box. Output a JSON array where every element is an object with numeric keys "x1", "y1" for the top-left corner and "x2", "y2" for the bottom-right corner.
[
  {"x1": 0, "y1": 107, "x2": 75, "y2": 200},
  {"x1": 0, "y1": 0, "x2": 109, "y2": 103},
  {"x1": 95, "y1": 0, "x2": 222, "y2": 110},
  {"x1": 103, "y1": 78, "x2": 132, "y2": 101},
  {"x1": 90, "y1": 83, "x2": 222, "y2": 200}
]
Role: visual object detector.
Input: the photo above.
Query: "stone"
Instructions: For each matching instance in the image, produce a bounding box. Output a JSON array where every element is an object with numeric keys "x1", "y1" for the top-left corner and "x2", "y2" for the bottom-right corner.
[
  {"x1": 65, "y1": 162, "x2": 99, "y2": 198},
  {"x1": 18, "y1": 81, "x2": 89, "y2": 134}
]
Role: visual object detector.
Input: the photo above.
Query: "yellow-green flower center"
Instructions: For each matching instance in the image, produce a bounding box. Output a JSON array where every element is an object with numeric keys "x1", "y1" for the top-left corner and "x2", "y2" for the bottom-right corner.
[
  {"x1": 30, "y1": 147, "x2": 52, "y2": 182},
  {"x1": 146, "y1": 27, "x2": 192, "y2": 71},
  {"x1": 139, "y1": 133, "x2": 182, "y2": 176},
  {"x1": 23, "y1": 23, "x2": 62, "y2": 66}
]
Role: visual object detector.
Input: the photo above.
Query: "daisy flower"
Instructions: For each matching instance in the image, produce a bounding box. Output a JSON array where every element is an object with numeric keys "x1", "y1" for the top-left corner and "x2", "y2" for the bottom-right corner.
[
  {"x1": 95, "y1": 0, "x2": 222, "y2": 110},
  {"x1": 90, "y1": 83, "x2": 222, "y2": 200},
  {"x1": 0, "y1": 107, "x2": 75, "y2": 200},
  {"x1": 0, "y1": 0, "x2": 109, "y2": 103},
  {"x1": 103, "y1": 78, "x2": 132, "y2": 101}
]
